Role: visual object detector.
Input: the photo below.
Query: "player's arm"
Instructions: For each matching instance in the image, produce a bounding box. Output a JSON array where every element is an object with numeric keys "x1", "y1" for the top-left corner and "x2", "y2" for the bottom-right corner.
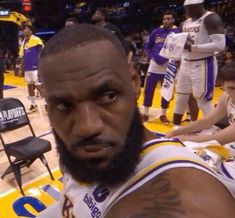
[
  {"x1": 144, "y1": 29, "x2": 158, "y2": 58},
  {"x1": 166, "y1": 94, "x2": 228, "y2": 138},
  {"x1": 204, "y1": 13, "x2": 224, "y2": 34},
  {"x1": 205, "y1": 121, "x2": 235, "y2": 144},
  {"x1": 174, "y1": 121, "x2": 235, "y2": 144},
  {"x1": 191, "y1": 13, "x2": 225, "y2": 53},
  {"x1": 105, "y1": 168, "x2": 235, "y2": 218}
]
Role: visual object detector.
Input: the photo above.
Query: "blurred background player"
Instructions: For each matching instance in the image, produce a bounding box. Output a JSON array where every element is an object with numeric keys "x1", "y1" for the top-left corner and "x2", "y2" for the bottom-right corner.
[
  {"x1": 172, "y1": 0, "x2": 225, "y2": 126},
  {"x1": 142, "y1": 11, "x2": 179, "y2": 124},
  {"x1": 91, "y1": 7, "x2": 131, "y2": 60},
  {"x1": 19, "y1": 25, "x2": 45, "y2": 113},
  {"x1": 65, "y1": 17, "x2": 78, "y2": 26}
]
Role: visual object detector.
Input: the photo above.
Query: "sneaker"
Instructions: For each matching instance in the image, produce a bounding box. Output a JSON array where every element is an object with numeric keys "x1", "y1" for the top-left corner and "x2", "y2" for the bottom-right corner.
[
  {"x1": 141, "y1": 114, "x2": 149, "y2": 122},
  {"x1": 27, "y1": 105, "x2": 38, "y2": 114},
  {"x1": 159, "y1": 115, "x2": 170, "y2": 125}
]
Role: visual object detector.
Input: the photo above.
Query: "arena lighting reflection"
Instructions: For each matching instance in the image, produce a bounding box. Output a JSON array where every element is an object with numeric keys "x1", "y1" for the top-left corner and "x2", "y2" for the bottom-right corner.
[{"x1": 36, "y1": 31, "x2": 56, "y2": 36}]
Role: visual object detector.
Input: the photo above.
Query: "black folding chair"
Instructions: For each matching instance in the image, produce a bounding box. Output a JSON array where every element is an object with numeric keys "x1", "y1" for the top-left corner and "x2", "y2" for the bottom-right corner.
[{"x1": 0, "y1": 98, "x2": 54, "y2": 195}]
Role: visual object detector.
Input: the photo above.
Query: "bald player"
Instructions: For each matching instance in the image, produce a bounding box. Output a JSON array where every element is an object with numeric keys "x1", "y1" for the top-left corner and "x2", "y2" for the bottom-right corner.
[
  {"x1": 37, "y1": 24, "x2": 234, "y2": 217},
  {"x1": 173, "y1": 0, "x2": 225, "y2": 126}
]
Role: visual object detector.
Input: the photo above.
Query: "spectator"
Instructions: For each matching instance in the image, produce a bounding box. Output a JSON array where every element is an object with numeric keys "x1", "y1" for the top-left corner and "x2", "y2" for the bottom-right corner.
[
  {"x1": 65, "y1": 17, "x2": 78, "y2": 26},
  {"x1": 92, "y1": 7, "x2": 130, "y2": 56}
]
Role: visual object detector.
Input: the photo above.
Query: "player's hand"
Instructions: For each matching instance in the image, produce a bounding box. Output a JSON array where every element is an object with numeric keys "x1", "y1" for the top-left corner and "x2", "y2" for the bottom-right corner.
[
  {"x1": 165, "y1": 131, "x2": 177, "y2": 138},
  {"x1": 173, "y1": 134, "x2": 200, "y2": 142},
  {"x1": 184, "y1": 35, "x2": 194, "y2": 51},
  {"x1": 184, "y1": 43, "x2": 192, "y2": 51},
  {"x1": 174, "y1": 60, "x2": 181, "y2": 68}
]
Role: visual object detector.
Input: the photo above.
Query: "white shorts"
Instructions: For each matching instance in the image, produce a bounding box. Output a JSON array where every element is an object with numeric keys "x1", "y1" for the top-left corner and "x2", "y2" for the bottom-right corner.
[
  {"x1": 176, "y1": 56, "x2": 217, "y2": 100},
  {"x1": 25, "y1": 70, "x2": 41, "y2": 85}
]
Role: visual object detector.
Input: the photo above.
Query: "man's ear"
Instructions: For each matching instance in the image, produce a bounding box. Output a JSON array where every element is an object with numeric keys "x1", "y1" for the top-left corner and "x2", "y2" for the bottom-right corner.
[{"x1": 128, "y1": 62, "x2": 141, "y2": 99}]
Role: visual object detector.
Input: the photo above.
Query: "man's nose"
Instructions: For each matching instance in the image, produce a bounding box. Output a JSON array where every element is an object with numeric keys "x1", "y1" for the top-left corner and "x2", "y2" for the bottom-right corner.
[{"x1": 72, "y1": 103, "x2": 104, "y2": 139}]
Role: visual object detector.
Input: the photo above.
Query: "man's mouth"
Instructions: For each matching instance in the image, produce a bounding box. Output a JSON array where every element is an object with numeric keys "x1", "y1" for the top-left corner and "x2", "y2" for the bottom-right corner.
[{"x1": 75, "y1": 144, "x2": 111, "y2": 159}]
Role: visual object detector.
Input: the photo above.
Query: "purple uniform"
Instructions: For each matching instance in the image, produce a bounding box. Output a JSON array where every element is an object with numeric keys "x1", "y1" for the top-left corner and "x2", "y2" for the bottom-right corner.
[
  {"x1": 144, "y1": 25, "x2": 179, "y2": 108},
  {"x1": 145, "y1": 25, "x2": 179, "y2": 66}
]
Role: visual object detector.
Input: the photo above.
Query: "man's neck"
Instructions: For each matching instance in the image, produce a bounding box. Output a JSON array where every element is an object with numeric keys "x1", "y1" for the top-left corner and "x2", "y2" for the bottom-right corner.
[
  {"x1": 25, "y1": 34, "x2": 32, "y2": 40},
  {"x1": 96, "y1": 20, "x2": 107, "y2": 28},
  {"x1": 192, "y1": 9, "x2": 207, "y2": 20},
  {"x1": 143, "y1": 128, "x2": 159, "y2": 142},
  {"x1": 162, "y1": 24, "x2": 174, "y2": 30}
]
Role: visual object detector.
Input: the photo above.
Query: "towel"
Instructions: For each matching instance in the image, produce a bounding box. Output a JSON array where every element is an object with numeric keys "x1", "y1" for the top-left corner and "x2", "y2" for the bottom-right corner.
[{"x1": 160, "y1": 32, "x2": 188, "y2": 60}]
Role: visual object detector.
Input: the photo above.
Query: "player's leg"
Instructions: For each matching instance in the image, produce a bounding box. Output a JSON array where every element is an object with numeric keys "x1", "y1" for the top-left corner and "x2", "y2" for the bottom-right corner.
[
  {"x1": 173, "y1": 60, "x2": 192, "y2": 126},
  {"x1": 25, "y1": 70, "x2": 37, "y2": 113},
  {"x1": 160, "y1": 72, "x2": 171, "y2": 125},
  {"x1": 143, "y1": 72, "x2": 162, "y2": 122},
  {"x1": 192, "y1": 57, "x2": 217, "y2": 116},
  {"x1": 35, "y1": 73, "x2": 47, "y2": 111},
  {"x1": 188, "y1": 95, "x2": 199, "y2": 121}
]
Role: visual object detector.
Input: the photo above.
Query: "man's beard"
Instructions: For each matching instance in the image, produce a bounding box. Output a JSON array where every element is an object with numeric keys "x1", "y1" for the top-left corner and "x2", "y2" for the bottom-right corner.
[{"x1": 53, "y1": 107, "x2": 144, "y2": 187}]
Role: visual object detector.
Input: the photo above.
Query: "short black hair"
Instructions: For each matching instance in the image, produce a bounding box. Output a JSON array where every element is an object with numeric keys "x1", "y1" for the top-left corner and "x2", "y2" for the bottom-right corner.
[
  {"x1": 41, "y1": 24, "x2": 126, "y2": 59},
  {"x1": 218, "y1": 62, "x2": 235, "y2": 81},
  {"x1": 96, "y1": 7, "x2": 108, "y2": 20},
  {"x1": 163, "y1": 10, "x2": 177, "y2": 20}
]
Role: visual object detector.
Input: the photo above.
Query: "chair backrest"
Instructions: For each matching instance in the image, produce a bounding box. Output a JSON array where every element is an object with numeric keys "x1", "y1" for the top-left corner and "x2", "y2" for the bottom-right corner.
[{"x1": 0, "y1": 98, "x2": 30, "y2": 132}]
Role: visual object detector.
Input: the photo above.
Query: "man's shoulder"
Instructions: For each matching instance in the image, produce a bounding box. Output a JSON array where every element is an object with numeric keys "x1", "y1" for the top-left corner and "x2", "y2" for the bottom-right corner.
[
  {"x1": 31, "y1": 35, "x2": 40, "y2": 40},
  {"x1": 30, "y1": 35, "x2": 43, "y2": 45},
  {"x1": 105, "y1": 22, "x2": 120, "y2": 31},
  {"x1": 151, "y1": 27, "x2": 161, "y2": 34},
  {"x1": 106, "y1": 167, "x2": 235, "y2": 217},
  {"x1": 204, "y1": 11, "x2": 222, "y2": 22},
  {"x1": 168, "y1": 26, "x2": 179, "y2": 34}
]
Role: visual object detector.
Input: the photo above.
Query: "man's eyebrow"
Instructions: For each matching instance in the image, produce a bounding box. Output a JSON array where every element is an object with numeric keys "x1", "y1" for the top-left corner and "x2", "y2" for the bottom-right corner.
[
  {"x1": 47, "y1": 79, "x2": 121, "y2": 102},
  {"x1": 94, "y1": 80, "x2": 120, "y2": 93},
  {"x1": 47, "y1": 94, "x2": 72, "y2": 102}
]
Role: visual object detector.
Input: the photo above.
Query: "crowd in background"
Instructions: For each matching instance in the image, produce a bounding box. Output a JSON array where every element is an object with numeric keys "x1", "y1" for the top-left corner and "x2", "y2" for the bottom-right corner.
[{"x1": 0, "y1": 0, "x2": 234, "y2": 76}]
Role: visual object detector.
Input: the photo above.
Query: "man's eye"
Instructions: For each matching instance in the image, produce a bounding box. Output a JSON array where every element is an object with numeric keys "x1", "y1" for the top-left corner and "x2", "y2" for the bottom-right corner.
[
  {"x1": 97, "y1": 91, "x2": 118, "y2": 104},
  {"x1": 56, "y1": 102, "x2": 73, "y2": 111}
]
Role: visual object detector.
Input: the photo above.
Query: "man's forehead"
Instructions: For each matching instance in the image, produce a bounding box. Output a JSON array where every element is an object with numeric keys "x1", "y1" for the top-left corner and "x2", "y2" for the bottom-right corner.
[
  {"x1": 40, "y1": 41, "x2": 128, "y2": 83},
  {"x1": 42, "y1": 40, "x2": 121, "y2": 61},
  {"x1": 163, "y1": 15, "x2": 173, "y2": 18}
]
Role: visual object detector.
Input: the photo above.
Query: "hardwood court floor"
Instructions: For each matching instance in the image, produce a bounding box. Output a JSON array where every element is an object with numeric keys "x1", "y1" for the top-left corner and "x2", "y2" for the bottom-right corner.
[{"x1": 0, "y1": 72, "x2": 224, "y2": 194}]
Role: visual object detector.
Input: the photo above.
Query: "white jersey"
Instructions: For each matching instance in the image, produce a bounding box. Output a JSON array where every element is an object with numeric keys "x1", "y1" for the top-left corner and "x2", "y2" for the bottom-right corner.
[
  {"x1": 182, "y1": 11, "x2": 214, "y2": 60},
  {"x1": 226, "y1": 95, "x2": 235, "y2": 124},
  {"x1": 37, "y1": 138, "x2": 235, "y2": 218}
]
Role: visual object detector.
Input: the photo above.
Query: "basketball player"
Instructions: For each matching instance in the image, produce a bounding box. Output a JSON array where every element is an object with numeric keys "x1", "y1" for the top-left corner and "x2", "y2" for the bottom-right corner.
[
  {"x1": 19, "y1": 25, "x2": 45, "y2": 113},
  {"x1": 37, "y1": 24, "x2": 235, "y2": 217},
  {"x1": 173, "y1": 0, "x2": 225, "y2": 126},
  {"x1": 167, "y1": 62, "x2": 235, "y2": 144},
  {"x1": 143, "y1": 11, "x2": 179, "y2": 124}
]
